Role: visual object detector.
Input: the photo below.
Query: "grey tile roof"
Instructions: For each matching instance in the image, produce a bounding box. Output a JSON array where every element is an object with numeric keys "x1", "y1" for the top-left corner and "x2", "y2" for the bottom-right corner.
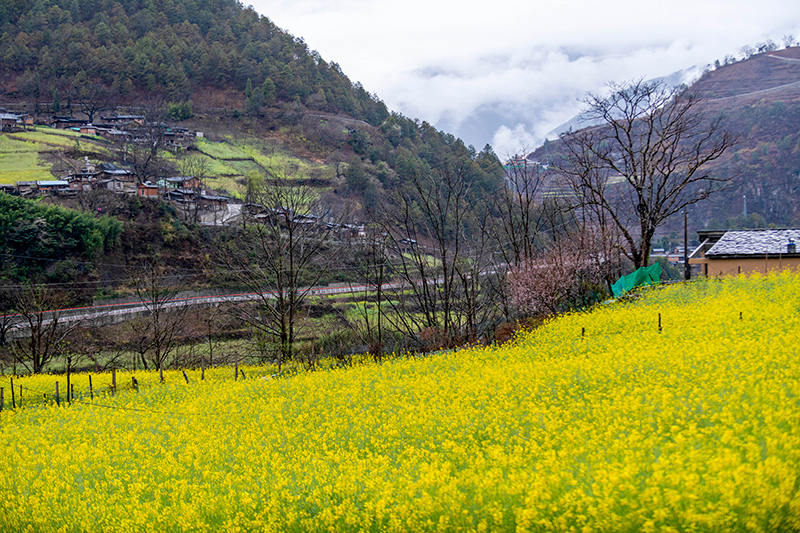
[{"x1": 706, "y1": 229, "x2": 800, "y2": 256}]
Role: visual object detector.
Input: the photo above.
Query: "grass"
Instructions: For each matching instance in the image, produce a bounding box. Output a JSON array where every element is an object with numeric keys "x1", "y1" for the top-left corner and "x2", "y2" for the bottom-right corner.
[
  {"x1": 8, "y1": 131, "x2": 78, "y2": 149},
  {"x1": 0, "y1": 128, "x2": 114, "y2": 184},
  {"x1": 0, "y1": 136, "x2": 53, "y2": 183},
  {"x1": 195, "y1": 138, "x2": 251, "y2": 160},
  {"x1": 32, "y1": 126, "x2": 83, "y2": 138},
  {"x1": 2, "y1": 272, "x2": 799, "y2": 531}
]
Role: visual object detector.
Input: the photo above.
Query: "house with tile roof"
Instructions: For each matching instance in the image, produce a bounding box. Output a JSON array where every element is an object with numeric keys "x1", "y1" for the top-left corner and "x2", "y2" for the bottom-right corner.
[{"x1": 689, "y1": 229, "x2": 800, "y2": 276}]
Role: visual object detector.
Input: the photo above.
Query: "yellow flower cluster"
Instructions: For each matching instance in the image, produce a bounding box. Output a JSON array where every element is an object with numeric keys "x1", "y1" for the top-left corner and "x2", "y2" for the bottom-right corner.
[{"x1": 1, "y1": 272, "x2": 799, "y2": 532}]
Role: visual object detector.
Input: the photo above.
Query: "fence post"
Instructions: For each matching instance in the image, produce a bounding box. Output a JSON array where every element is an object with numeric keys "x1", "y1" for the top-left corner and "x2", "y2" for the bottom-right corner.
[
  {"x1": 66, "y1": 367, "x2": 71, "y2": 404},
  {"x1": 10, "y1": 378, "x2": 15, "y2": 409},
  {"x1": 55, "y1": 381, "x2": 60, "y2": 406},
  {"x1": 0, "y1": 387, "x2": 4, "y2": 412},
  {"x1": 658, "y1": 313, "x2": 662, "y2": 333},
  {"x1": 235, "y1": 363, "x2": 238, "y2": 381},
  {"x1": 89, "y1": 375, "x2": 93, "y2": 400}
]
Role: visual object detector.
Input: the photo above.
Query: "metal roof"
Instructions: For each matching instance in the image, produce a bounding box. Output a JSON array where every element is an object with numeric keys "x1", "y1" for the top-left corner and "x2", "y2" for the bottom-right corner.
[{"x1": 705, "y1": 229, "x2": 800, "y2": 256}]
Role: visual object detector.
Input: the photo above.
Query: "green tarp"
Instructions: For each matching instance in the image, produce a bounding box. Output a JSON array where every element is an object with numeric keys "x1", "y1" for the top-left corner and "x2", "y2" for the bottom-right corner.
[{"x1": 611, "y1": 262, "x2": 662, "y2": 298}]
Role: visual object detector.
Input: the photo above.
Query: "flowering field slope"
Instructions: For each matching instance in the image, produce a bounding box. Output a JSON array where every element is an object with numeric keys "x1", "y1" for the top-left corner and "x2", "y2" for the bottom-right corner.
[{"x1": 1, "y1": 273, "x2": 799, "y2": 532}]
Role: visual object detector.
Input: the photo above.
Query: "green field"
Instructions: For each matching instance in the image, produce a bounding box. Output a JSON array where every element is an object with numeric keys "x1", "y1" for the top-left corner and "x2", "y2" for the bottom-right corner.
[
  {"x1": 2, "y1": 271, "x2": 799, "y2": 531},
  {"x1": 0, "y1": 135, "x2": 53, "y2": 183}
]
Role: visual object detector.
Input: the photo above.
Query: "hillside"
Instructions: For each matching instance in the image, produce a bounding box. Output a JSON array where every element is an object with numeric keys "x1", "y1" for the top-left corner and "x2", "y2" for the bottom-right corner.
[
  {"x1": 691, "y1": 47, "x2": 800, "y2": 102},
  {"x1": 0, "y1": 0, "x2": 505, "y2": 212},
  {"x1": 0, "y1": 0, "x2": 387, "y2": 123},
  {"x1": 2, "y1": 272, "x2": 799, "y2": 530},
  {"x1": 530, "y1": 47, "x2": 800, "y2": 232}
]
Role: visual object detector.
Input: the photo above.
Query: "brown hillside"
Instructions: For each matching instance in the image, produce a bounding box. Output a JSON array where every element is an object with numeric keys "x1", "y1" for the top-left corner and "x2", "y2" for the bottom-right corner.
[{"x1": 691, "y1": 47, "x2": 800, "y2": 104}]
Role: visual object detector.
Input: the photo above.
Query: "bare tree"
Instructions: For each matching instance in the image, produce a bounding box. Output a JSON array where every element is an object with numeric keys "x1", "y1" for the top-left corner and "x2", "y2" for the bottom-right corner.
[
  {"x1": 128, "y1": 263, "x2": 189, "y2": 372},
  {"x1": 74, "y1": 81, "x2": 111, "y2": 123},
  {"x1": 7, "y1": 284, "x2": 81, "y2": 374},
  {"x1": 378, "y1": 162, "x2": 497, "y2": 348},
  {"x1": 492, "y1": 155, "x2": 551, "y2": 266},
  {"x1": 559, "y1": 80, "x2": 737, "y2": 269},
  {"x1": 223, "y1": 168, "x2": 342, "y2": 369},
  {"x1": 345, "y1": 232, "x2": 389, "y2": 361},
  {"x1": 117, "y1": 99, "x2": 167, "y2": 184}
]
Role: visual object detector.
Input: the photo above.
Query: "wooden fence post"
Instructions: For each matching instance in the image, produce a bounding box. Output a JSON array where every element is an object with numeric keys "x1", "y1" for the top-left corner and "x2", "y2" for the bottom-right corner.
[
  {"x1": 10, "y1": 378, "x2": 15, "y2": 409},
  {"x1": 89, "y1": 375, "x2": 93, "y2": 400},
  {"x1": 66, "y1": 356, "x2": 72, "y2": 403},
  {"x1": 111, "y1": 368, "x2": 117, "y2": 394},
  {"x1": 234, "y1": 363, "x2": 238, "y2": 381},
  {"x1": 0, "y1": 387, "x2": 4, "y2": 412},
  {"x1": 658, "y1": 313, "x2": 662, "y2": 333},
  {"x1": 55, "y1": 381, "x2": 60, "y2": 406}
]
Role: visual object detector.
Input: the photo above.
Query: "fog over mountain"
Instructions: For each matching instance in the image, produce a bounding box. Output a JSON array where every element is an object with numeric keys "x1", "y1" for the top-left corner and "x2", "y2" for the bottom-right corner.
[{"x1": 251, "y1": 0, "x2": 800, "y2": 155}]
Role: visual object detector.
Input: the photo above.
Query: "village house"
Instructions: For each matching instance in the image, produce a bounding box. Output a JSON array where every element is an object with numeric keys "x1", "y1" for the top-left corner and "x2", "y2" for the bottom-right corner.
[
  {"x1": 50, "y1": 116, "x2": 87, "y2": 129},
  {"x1": 99, "y1": 163, "x2": 133, "y2": 180},
  {"x1": 198, "y1": 193, "x2": 229, "y2": 210},
  {"x1": 99, "y1": 114, "x2": 145, "y2": 126},
  {"x1": 37, "y1": 180, "x2": 73, "y2": 197},
  {"x1": 79, "y1": 124, "x2": 98, "y2": 135},
  {"x1": 0, "y1": 112, "x2": 33, "y2": 131},
  {"x1": 16, "y1": 181, "x2": 37, "y2": 196},
  {"x1": 98, "y1": 176, "x2": 133, "y2": 193},
  {"x1": 164, "y1": 176, "x2": 199, "y2": 189},
  {"x1": 166, "y1": 188, "x2": 196, "y2": 205},
  {"x1": 137, "y1": 181, "x2": 159, "y2": 198},
  {"x1": 689, "y1": 229, "x2": 800, "y2": 276}
]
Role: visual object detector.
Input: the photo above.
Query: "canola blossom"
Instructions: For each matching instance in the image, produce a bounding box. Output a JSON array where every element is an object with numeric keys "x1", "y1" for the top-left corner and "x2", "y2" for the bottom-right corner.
[{"x1": 0, "y1": 272, "x2": 799, "y2": 532}]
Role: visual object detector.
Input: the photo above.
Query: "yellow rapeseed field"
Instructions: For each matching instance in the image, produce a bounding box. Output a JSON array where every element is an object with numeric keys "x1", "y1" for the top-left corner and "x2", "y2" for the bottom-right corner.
[{"x1": 1, "y1": 272, "x2": 799, "y2": 532}]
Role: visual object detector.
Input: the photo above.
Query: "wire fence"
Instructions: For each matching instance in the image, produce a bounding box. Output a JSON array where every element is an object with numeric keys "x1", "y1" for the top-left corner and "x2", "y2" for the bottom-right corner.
[{"x1": 0, "y1": 350, "x2": 419, "y2": 413}]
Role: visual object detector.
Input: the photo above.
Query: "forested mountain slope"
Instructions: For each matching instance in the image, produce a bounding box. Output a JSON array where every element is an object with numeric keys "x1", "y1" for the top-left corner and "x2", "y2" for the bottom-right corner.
[
  {"x1": 0, "y1": 0, "x2": 505, "y2": 209},
  {"x1": 0, "y1": 0, "x2": 386, "y2": 122}
]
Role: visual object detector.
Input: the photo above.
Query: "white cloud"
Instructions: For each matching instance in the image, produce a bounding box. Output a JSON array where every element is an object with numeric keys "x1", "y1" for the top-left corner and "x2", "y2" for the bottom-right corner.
[{"x1": 249, "y1": 0, "x2": 800, "y2": 153}]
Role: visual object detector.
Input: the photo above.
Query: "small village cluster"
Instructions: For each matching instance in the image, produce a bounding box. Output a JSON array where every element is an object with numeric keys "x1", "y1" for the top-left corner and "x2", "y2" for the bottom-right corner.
[{"x1": 0, "y1": 111, "x2": 230, "y2": 211}]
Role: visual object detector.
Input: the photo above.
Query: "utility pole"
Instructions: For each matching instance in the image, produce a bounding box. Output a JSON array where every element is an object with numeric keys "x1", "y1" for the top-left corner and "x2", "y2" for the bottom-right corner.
[{"x1": 684, "y1": 209, "x2": 691, "y2": 280}]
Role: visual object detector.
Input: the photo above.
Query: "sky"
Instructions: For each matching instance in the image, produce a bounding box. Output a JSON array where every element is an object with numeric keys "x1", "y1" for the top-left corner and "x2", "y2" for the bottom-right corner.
[{"x1": 247, "y1": 0, "x2": 800, "y2": 157}]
